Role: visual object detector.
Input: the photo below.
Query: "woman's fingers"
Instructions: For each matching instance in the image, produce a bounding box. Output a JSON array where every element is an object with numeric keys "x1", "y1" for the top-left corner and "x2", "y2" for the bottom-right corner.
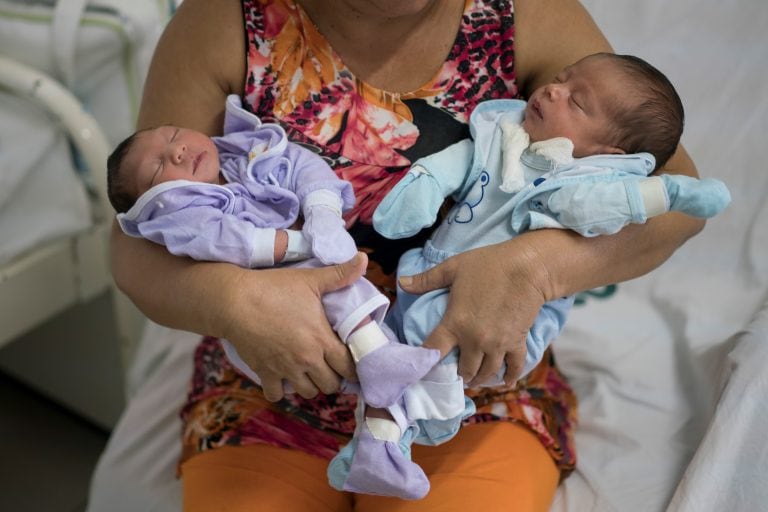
[
  {"x1": 421, "y1": 322, "x2": 461, "y2": 359},
  {"x1": 280, "y1": 327, "x2": 347, "y2": 398},
  {"x1": 283, "y1": 336, "x2": 353, "y2": 397},
  {"x1": 226, "y1": 257, "x2": 370, "y2": 401},
  {"x1": 323, "y1": 342, "x2": 357, "y2": 383},
  {"x1": 468, "y1": 351, "x2": 506, "y2": 388},
  {"x1": 290, "y1": 373, "x2": 321, "y2": 400},
  {"x1": 458, "y1": 349, "x2": 485, "y2": 385},
  {"x1": 258, "y1": 340, "x2": 342, "y2": 401},
  {"x1": 259, "y1": 370, "x2": 286, "y2": 402},
  {"x1": 398, "y1": 256, "x2": 455, "y2": 294},
  {"x1": 408, "y1": 243, "x2": 546, "y2": 386},
  {"x1": 503, "y1": 350, "x2": 526, "y2": 386},
  {"x1": 220, "y1": 264, "x2": 352, "y2": 401},
  {"x1": 313, "y1": 252, "x2": 368, "y2": 294},
  {"x1": 301, "y1": 334, "x2": 351, "y2": 395},
  {"x1": 307, "y1": 364, "x2": 344, "y2": 395}
]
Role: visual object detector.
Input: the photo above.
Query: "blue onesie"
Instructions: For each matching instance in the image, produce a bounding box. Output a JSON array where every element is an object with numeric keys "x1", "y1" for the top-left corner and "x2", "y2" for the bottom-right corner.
[{"x1": 372, "y1": 99, "x2": 731, "y2": 446}]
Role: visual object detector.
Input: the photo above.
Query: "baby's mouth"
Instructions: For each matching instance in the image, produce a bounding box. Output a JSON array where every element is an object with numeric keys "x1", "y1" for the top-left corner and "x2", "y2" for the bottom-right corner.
[
  {"x1": 531, "y1": 99, "x2": 543, "y2": 119},
  {"x1": 193, "y1": 152, "x2": 206, "y2": 173}
]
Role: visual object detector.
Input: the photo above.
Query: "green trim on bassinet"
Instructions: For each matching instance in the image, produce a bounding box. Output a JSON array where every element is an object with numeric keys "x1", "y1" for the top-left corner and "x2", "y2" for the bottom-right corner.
[
  {"x1": 0, "y1": 3, "x2": 140, "y2": 120},
  {"x1": 574, "y1": 284, "x2": 619, "y2": 306}
]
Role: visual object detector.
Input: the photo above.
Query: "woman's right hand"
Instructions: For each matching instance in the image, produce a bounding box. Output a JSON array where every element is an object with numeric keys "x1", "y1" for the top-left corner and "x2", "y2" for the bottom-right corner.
[{"x1": 219, "y1": 253, "x2": 367, "y2": 402}]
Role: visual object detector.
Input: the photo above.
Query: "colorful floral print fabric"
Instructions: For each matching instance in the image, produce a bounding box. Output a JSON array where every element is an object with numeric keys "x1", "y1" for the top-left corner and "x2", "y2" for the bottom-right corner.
[{"x1": 181, "y1": 0, "x2": 577, "y2": 473}]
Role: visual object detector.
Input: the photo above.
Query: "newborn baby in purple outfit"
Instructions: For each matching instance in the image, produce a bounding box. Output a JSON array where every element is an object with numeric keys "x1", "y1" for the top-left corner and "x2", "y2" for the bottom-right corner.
[{"x1": 107, "y1": 95, "x2": 440, "y2": 498}]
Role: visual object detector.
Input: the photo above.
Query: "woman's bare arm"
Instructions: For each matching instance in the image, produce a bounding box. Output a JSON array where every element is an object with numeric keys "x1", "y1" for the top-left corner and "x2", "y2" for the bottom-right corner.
[
  {"x1": 404, "y1": 0, "x2": 704, "y2": 386},
  {"x1": 111, "y1": 0, "x2": 360, "y2": 400}
]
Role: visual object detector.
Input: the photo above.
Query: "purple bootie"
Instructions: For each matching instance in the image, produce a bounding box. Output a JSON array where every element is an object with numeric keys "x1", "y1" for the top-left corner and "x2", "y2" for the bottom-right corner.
[
  {"x1": 328, "y1": 410, "x2": 429, "y2": 500},
  {"x1": 356, "y1": 341, "x2": 440, "y2": 408}
]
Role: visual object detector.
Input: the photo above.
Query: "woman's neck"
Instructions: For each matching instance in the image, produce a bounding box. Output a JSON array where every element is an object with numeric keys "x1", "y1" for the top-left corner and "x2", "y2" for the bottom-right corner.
[{"x1": 297, "y1": 0, "x2": 465, "y2": 93}]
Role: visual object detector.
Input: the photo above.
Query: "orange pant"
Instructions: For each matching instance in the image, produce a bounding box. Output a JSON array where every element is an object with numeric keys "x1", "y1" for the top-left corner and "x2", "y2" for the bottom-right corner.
[{"x1": 181, "y1": 421, "x2": 559, "y2": 512}]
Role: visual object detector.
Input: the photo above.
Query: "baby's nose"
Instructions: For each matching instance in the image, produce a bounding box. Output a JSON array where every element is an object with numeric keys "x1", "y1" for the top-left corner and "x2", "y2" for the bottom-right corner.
[
  {"x1": 546, "y1": 83, "x2": 563, "y2": 99},
  {"x1": 171, "y1": 142, "x2": 187, "y2": 162}
]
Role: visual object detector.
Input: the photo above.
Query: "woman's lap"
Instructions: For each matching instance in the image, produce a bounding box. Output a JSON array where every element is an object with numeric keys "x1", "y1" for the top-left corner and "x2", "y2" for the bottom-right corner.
[
  {"x1": 181, "y1": 421, "x2": 559, "y2": 512},
  {"x1": 181, "y1": 338, "x2": 578, "y2": 473}
]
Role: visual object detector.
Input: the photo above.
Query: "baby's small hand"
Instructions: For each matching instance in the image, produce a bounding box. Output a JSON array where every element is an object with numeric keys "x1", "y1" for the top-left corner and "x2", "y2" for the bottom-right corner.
[
  {"x1": 303, "y1": 206, "x2": 357, "y2": 265},
  {"x1": 661, "y1": 174, "x2": 731, "y2": 218}
]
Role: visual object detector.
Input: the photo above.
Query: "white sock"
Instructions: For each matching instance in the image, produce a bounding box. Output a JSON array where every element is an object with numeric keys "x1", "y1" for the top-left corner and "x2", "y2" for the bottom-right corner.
[
  {"x1": 346, "y1": 322, "x2": 388, "y2": 363},
  {"x1": 638, "y1": 176, "x2": 669, "y2": 217},
  {"x1": 365, "y1": 417, "x2": 401, "y2": 442}
]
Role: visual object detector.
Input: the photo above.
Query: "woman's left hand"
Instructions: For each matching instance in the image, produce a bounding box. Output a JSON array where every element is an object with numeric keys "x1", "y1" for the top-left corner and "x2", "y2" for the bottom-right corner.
[{"x1": 399, "y1": 238, "x2": 550, "y2": 387}]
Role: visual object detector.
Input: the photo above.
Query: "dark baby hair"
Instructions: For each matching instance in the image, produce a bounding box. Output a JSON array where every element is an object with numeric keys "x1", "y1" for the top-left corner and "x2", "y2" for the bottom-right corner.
[
  {"x1": 106, "y1": 130, "x2": 144, "y2": 213},
  {"x1": 597, "y1": 52, "x2": 685, "y2": 170}
]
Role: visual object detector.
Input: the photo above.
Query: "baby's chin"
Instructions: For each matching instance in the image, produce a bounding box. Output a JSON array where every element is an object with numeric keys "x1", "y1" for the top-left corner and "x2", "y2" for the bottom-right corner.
[
  {"x1": 521, "y1": 120, "x2": 546, "y2": 145},
  {"x1": 521, "y1": 118, "x2": 541, "y2": 142}
]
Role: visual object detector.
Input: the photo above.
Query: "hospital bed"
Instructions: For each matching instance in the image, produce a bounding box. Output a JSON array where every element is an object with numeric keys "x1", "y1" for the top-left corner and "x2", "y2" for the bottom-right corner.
[
  {"x1": 0, "y1": 0, "x2": 171, "y2": 417},
  {"x1": 81, "y1": 0, "x2": 768, "y2": 510}
]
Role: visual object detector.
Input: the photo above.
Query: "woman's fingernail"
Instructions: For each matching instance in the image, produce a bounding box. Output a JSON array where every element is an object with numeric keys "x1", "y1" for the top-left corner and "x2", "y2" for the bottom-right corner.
[{"x1": 399, "y1": 276, "x2": 412, "y2": 287}]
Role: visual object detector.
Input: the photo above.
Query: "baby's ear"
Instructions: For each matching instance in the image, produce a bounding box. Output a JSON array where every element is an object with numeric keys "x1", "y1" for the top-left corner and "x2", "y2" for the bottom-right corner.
[{"x1": 601, "y1": 144, "x2": 626, "y2": 155}]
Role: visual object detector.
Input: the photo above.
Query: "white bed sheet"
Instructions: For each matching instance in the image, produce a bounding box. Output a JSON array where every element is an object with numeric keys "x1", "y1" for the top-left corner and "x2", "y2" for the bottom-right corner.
[
  {"x1": 667, "y1": 301, "x2": 768, "y2": 511},
  {"x1": 551, "y1": 1, "x2": 768, "y2": 509},
  {"x1": 86, "y1": 0, "x2": 768, "y2": 510}
]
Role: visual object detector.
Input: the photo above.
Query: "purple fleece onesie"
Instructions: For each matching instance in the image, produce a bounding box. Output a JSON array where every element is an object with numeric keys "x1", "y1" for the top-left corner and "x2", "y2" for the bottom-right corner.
[{"x1": 116, "y1": 95, "x2": 440, "y2": 500}]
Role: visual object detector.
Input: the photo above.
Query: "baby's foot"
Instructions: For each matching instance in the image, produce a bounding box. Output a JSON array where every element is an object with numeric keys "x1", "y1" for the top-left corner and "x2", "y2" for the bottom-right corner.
[
  {"x1": 347, "y1": 322, "x2": 440, "y2": 408},
  {"x1": 328, "y1": 416, "x2": 429, "y2": 500},
  {"x1": 356, "y1": 341, "x2": 440, "y2": 408}
]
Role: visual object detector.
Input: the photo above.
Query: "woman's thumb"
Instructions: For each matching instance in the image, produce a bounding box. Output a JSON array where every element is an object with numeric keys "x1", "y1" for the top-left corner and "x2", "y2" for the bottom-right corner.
[
  {"x1": 315, "y1": 252, "x2": 368, "y2": 294},
  {"x1": 398, "y1": 259, "x2": 454, "y2": 294}
]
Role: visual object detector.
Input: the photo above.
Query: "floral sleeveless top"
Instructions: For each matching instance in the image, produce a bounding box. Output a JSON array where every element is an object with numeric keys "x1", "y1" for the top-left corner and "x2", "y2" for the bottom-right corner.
[{"x1": 180, "y1": 0, "x2": 578, "y2": 473}]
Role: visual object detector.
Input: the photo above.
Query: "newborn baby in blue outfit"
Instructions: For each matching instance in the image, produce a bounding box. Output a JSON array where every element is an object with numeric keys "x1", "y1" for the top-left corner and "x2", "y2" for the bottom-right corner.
[{"x1": 325, "y1": 52, "x2": 730, "y2": 499}]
